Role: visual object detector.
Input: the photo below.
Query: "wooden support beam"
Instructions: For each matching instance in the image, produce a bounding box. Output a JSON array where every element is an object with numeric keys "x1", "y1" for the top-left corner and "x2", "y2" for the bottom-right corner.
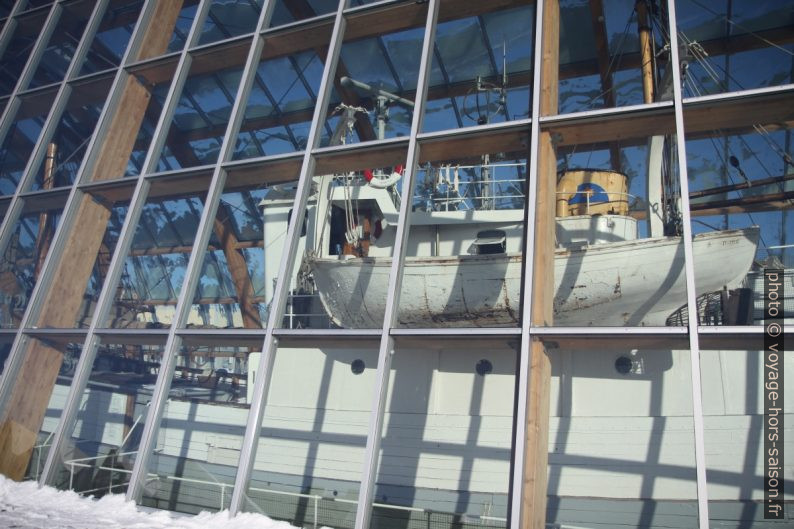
[
  {"x1": 0, "y1": 1, "x2": 190, "y2": 480},
  {"x1": 522, "y1": 1, "x2": 557, "y2": 528}
]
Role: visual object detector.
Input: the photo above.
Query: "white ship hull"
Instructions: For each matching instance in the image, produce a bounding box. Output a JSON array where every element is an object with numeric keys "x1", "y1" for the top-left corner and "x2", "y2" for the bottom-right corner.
[{"x1": 309, "y1": 227, "x2": 760, "y2": 328}]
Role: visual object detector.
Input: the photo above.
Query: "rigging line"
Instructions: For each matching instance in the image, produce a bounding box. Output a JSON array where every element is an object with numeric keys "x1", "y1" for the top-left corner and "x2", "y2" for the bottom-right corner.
[
  {"x1": 689, "y1": 72, "x2": 779, "y2": 185},
  {"x1": 686, "y1": 0, "x2": 794, "y2": 58},
  {"x1": 753, "y1": 124, "x2": 794, "y2": 173}
]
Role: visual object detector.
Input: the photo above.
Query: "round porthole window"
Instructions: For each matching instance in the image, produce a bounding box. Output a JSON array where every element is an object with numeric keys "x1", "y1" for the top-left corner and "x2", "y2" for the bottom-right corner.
[
  {"x1": 351, "y1": 359, "x2": 365, "y2": 374},
  {"x1": 615, "y1": 355, "x2": 633, "y2": 375},
  {"x1": 475, "y1": 359, "x2": 493, "y2": 376}
]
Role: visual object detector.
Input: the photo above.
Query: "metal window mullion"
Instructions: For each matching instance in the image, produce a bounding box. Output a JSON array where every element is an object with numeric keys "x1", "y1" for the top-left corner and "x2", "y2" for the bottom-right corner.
[
  {"x1": 33, "y1": 0, "x2": 211, "y2": 489},
  {"x1": 353, "y1": 1, "x2": 438, "y2": 528},
  {"x1": 228, "y1": 0, "x2": 348, "y2": 516},
  {"x1": 665, "y1": 1, "x2": 710, "y2": 527},
  {"x1": 34, "y1": 0, "x2": 177, "y2": 487},
  {"x1": 0, "y1": 0, "x2": 113, "y2": 417},
  {"x1": 124, "y1": 0, "x2": 279, "y2": 504},
  {"x1": 509, "y1": 0, "x2": 544, "y2": 525}
]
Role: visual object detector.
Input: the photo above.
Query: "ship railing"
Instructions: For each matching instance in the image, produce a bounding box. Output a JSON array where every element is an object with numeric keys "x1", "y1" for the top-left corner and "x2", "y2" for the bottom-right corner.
[
  {"x1": 63, "y1": 448, "x2": 163, "y2": 495},
  {"x1": 29, "y1": 431, "x2": 56, "y2": 480},
  {"x1": 61, "y1": 466, "x2": 508, "y2": 528}
]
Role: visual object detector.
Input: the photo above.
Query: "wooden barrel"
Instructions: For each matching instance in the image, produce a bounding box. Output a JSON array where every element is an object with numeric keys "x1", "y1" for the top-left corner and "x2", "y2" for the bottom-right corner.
[{"x1": 556, "y1": 169, "x2": 629, "y2": 217}]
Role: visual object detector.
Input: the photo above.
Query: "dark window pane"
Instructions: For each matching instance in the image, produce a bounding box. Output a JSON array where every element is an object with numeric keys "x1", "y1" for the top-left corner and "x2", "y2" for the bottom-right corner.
[
  {"x1": 0, "y1": 10, "x2": 48, "y2": 95},
  {"x1": 198, "y1": 0, "x2": 263, "y2": 46}
]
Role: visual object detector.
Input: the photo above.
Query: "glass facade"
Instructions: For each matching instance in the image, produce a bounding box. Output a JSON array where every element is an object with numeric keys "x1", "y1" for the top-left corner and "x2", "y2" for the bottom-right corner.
[{"x1": 0, "y1": 1, "x2": 790, "y2": 528}]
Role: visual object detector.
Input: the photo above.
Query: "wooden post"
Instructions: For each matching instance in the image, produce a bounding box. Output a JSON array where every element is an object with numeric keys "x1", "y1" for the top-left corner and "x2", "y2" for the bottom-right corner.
[
  {"x1": 636, "y1": 0, "x2": 655, "y2": 104},
  {"x1": 0, "y1": 0, "x2": 187, "y2": 480},
  {"x1": 522, "y1": 0, "x2": 558, "y2": 527}
]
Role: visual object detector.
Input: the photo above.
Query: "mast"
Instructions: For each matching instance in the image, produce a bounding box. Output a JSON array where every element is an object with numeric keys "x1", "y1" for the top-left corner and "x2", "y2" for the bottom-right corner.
[{"x1": 638, "y1": 0, "x2": 666, "y2": 237}]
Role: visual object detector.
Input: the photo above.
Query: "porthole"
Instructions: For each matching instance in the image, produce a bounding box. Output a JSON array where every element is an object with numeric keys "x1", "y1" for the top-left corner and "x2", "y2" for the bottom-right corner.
[
  {"x1": 615, "y1": 356, "x2": 633, "y2": 375},
  {"x1": 475, "y1": 359, "x2": 493, "y2": 376},
  {"x1": 351, "y1": 359, "x2": 365, "y2": 374}
]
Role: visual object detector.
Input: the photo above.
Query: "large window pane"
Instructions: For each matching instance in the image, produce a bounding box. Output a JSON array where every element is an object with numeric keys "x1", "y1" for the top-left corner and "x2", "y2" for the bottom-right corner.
[
  {"x1": 187, "y1": 185, "x2": 273, "y2": 329},
  {"x1": 240, "y1": 341, "x2": 378, "y2": 528},
  {"x1": 675, "y1": 0, "x2": 794, "y2": 97},
  {"x1": 30, "y1": 76, "x2": 113, "y2": 191},
  {"x1": 26, "y1": 0, "x2": 94, "y2": 89},
  {"x1": 197, "y1": 0, "x2": 263, "y2": 46},
  {"x1": 2, "y1": 339, "x2": 83, "y2": 482},
  {"x1": 0, "y1": 201, "x2": 64, "y2": 328},
  {"x1": 543, "y1": 112, "x2": 691, "y2": 326},
  {"x1": 278, "y1": 153, "x2": 407, "y2": 329},
  {"x1": 78, "y1": 0, "x2": 144, "y2": 76},
  {"x1": 105, "y1": 185, "x2": 208, "y2": 328},
  {"x1": 398, "y1": 137, "x2": 527, "y2": 328},
  {"x1": 233, "y1": 44, "x2": 328, "y2": 160},
  {"x1": 423, "y1": 2, "x2": 534, "y2": 133},
  {"x1": 141, "y1": 341, "x2": 251, "y2": 513},
  {"x1": 156, "y1": 59, "x2": 244, "y2": 171},
  {"x1": 321, "y1": 3, "x2": 427, "y2": 146},
  {"x1": 51, "y1": 341, "x2": 164, "y2": 496},
  {"x1": 558, "y1": 0, "x2": 671, "y2": 114},
  {"x1": 370, "y1": 339, "x2": 515, "y2": 529},
  {"x1": 684, "y1": 108, "x2": 792, "y2": 326},
  {"x1": 0, "y1": 89, "x2": 57, "y2": 195},
  {"x1": 700, "y1": 348, "x2": 794, "y2": 526},
  {"x1": 547, "y1": 340, "x2": 698, "y2": 528}
]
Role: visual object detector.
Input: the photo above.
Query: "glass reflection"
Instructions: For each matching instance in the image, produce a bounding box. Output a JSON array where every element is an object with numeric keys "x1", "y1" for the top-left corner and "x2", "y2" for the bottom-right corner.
[
  {"x1": 699, "y1": 348, "x2": 794, "y2": 525},
  {"x1": 686, "y1": 124, "x2": 793, "y2": 326},
  {"x1": 322, "y1": 5, "x2": 427, "y2": 146},
  {"x1": 423, "y1": 3, "x2": 534, "y2": 132},
  {"x1": 13, "y1": 341, "x2": 83, "y2": 482},
  {"x1": 51, "y1": 342, "x2": 163, "y2": 496},
  {"x1": 106, "y1": 192, "x2": 206, "y2": 328},
  {"x1": 242, "y1": 343, "x2": 378, "y2": 528},
  {"x1": 233, "y1": 48, "x2": 327, "y2": 159},
  {"x1": 399, "y1": 148, "x2": 527, "y2": 328},
  {"x1": 675, "y1": 0, "x2": 794, "y2": 97},
  {"x1": 277, "y1": 157, "x2": 405, "y2": 329},
  {"x1": 0, "y1": 90, "x2": 57, "y2": 195},
  {"x1": 371, "y1": 340, "x2": 515, "y2": 529},
  {"x1": 198, "y1": 0, "x2": 263, "y2": 46},
  {"x1": 157, "y1": 64, "x2": 243, "y2": 171},
  {"x1": 187, "y1": 187, "x2": 270, "y2": 329},
  {"x1": 30, "y1": 77, "x2": 112, "y2": 191},
  {"x1": 550, "y1": 133, "x2": 691, "y2": 326},
  {"x1": 27, "y1": 0, "x2": 94, "y2": 89},
  {"x1": 547, "y1": 342, "x2": 697, "y2": 527},
  {"x1": 0, "y1": 205, "x2": 64, "y2": 328},
  {"x1": 558, "y1": 0, "x2": 670, "y2": 114},
  {"x1": 268, "y1": 0, "x2": 337, "y2": 29},
  {"x1": 141, "y1": 343, "x2": 250, "y2": 513},
  {"x1": 78, "y1": 0, "x2": 144, "y2": 76}
]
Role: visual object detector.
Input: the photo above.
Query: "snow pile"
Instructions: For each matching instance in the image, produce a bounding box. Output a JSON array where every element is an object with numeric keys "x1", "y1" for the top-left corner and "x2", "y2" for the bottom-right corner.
[{"x1": 0, "y1": 475, "x2": 301, "y2": 529}]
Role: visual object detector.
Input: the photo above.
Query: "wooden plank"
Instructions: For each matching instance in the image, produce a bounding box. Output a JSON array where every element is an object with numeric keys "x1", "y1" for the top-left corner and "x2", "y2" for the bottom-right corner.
[
  {"x1": 522, "y1": 1, "x2": 558, "y2": 527},
  {"x1": 134, "y1": 0, "x2": 186, "y2": 62}
]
